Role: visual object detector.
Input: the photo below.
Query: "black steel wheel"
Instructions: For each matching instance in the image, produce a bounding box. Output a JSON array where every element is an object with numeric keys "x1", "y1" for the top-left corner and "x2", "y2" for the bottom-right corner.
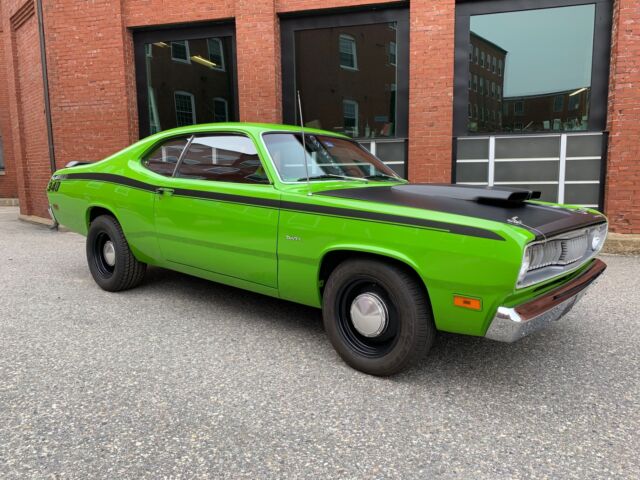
[
  {"x1": 86, "y1": 214, "x2": 146, "y2": 292},
  {"x1": 322, "y1": 258, "x2": 435, "y2": 376}
]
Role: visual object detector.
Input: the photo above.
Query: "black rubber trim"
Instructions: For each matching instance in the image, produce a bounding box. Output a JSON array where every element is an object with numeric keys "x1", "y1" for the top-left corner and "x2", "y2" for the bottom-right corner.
[{"x1": 61, "y1": 172, "x2": 504, "y2": 241}]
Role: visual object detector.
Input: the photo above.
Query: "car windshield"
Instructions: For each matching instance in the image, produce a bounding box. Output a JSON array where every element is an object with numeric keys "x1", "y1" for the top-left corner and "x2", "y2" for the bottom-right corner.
[{"x1": 262, "y1": 132, "x2": 403, "y2": 182}]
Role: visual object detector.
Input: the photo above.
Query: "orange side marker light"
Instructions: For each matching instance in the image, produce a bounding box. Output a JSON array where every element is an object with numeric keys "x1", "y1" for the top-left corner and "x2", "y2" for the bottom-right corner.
[{"x1": 453, "y1": 295, "x2": 482, "y2": 311}]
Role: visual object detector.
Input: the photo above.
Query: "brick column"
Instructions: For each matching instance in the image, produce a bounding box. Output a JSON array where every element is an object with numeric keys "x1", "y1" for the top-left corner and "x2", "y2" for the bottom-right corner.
[
  {"x1": 605, "y1": 0, "x2": 640, "y2": 233},
  {"x1": 235, "y1": 0, "x2": 282, "y2": 123},
  {"x1": 407, "y1": 0, "x2": 455, "y2": 183}
]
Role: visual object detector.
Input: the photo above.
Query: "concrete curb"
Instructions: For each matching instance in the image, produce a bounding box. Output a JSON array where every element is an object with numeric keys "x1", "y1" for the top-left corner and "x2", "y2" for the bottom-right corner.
[
  {"x1": 18, "y1": 214, "x2": 70, "y2": 232},
  {"x1": 0, "y1": 198, "x2": 19, "y2": 206},
  {"x1": 602, "y1": 232, "x2": 640, "y2": 255}
]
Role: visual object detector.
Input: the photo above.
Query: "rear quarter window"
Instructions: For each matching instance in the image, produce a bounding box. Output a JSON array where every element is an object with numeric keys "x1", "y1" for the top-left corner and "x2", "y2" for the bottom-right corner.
[{"x1": 142, "y1": 138, "x2": 189, "y2": 177}]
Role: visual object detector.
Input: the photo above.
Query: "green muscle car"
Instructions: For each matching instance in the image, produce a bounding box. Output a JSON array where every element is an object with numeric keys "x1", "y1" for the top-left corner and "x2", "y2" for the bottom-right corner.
[{"x1": 46, "y1": 123, "x2": 607, "y2": 376}]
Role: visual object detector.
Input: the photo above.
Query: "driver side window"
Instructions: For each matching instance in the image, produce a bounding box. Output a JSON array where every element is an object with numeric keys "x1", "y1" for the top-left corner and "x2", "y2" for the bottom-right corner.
[{"x1": 175, "y1": 135, "x2": 269, "y2": 184}]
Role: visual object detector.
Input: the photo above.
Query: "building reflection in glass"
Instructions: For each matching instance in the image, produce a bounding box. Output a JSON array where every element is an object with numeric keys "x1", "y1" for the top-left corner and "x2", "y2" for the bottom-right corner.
[
  {"x1": 144, "y1": 37, "x2": 235, "y2": 134},
  {"x1": 467, "y1": 4, "x2": 595, "y2": 134},
  {"x1": 295, "y1": 22, "x2": 397, "y2": 139}
]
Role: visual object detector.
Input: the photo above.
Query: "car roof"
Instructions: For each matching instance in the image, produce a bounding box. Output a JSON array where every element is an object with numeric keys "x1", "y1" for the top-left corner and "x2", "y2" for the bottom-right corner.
[{"x1": 149, "y1": 122, "x2": 350, "y2": 140}]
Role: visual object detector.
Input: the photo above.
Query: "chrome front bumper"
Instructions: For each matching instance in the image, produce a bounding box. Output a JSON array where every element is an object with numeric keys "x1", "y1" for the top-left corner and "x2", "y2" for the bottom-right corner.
[{"x1": 485, "y1": 259, "x2": 607, "y2": 342}]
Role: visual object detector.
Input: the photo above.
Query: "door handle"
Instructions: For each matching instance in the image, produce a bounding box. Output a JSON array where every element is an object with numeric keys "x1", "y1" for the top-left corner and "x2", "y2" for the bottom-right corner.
[{"x1": 155, "y1": 187, "x2": 175, "y2": 196}]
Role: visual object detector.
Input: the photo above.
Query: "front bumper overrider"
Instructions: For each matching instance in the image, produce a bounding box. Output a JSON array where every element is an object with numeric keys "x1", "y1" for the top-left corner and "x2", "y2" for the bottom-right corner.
[{"x1": 485, "y1": 258, "x2": 607, "y2": 342}]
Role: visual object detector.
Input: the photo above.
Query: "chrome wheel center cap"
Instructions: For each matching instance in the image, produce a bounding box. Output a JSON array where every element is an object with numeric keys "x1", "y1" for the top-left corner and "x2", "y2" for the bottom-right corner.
[
  {"x1": 103, "y1": 240, "x2": 116, "y2": 267},
  {"x1": 350, "y1": 293, "x2": 388, "y2": 338}
]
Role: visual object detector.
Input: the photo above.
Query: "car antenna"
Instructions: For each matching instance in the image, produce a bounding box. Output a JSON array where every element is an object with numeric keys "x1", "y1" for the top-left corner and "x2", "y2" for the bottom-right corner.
[{"x1": 297, "y1": 90, "x2": 312, "y2": 196}]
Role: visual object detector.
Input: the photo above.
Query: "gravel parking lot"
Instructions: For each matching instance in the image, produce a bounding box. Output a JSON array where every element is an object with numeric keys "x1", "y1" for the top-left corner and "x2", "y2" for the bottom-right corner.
[{"x1": 1, "y1": 206, "x2": 639, "y2": 479}]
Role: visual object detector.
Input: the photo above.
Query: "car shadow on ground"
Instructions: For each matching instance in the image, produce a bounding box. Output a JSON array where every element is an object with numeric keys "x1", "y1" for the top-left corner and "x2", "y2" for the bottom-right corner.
[{"x1": 136, "y1": 266, "x2": 573, "y2": 385}]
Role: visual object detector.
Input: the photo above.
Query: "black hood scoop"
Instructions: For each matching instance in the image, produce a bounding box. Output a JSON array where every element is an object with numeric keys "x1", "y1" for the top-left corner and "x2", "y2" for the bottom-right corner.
[
  {"x1": 319, "y1": 184, "x2": 605, "y2": 239},
  {"x1": 397, "y1": 184, "x2": 541, "y2": 205}
]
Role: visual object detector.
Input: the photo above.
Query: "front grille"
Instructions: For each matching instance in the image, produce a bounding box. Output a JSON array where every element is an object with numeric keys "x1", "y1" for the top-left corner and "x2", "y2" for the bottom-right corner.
[
  {"x1": 529, "y1": 232, "x2": 589, "y2": 271},
  {"x1": 560, "y1": 233, "x2": 589, "y2": 265},
  {"x1": 518, "y1": 222, "x2": 607, "y2": 289}
]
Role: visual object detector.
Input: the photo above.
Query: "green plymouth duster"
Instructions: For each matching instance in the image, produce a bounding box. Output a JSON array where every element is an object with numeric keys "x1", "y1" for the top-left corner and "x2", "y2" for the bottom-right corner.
[{"x1": 46, "y1": 123, "x2": 607, "y2": 375}]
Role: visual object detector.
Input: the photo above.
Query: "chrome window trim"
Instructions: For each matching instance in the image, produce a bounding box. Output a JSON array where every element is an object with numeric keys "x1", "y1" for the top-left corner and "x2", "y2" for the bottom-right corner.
[{"x1": 516, "y1": 222, "x2": 608, "y2": 289}]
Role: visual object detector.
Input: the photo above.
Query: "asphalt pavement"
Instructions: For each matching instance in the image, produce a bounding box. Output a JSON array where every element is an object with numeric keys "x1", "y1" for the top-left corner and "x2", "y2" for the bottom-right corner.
[{"x1": 1, "y1": 206, "x2": 638, "y2": 479}]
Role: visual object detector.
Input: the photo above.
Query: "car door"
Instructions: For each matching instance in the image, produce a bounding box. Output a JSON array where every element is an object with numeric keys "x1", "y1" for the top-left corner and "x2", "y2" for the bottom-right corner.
[{"x1": 151, "y1": 133, "x2": 280, "y2": 288}]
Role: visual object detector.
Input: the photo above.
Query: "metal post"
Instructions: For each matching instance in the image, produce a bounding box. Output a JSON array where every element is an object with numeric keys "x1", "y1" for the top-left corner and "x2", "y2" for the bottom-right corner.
[
  {"x1": 558, "y1": 134, "x2": 567, "y2": 204},
  {"x1": 36, "y1": 0, "x2": 56, "y2": 174},
  {"x1": 488, "y1": 136, "x2": 495, "y2": 187}
]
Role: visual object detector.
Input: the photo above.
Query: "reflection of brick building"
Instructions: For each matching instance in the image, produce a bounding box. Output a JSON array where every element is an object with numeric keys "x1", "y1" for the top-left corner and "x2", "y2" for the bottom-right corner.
[
  {"x1": 296, "y1": 24, "x2": 396, "y2": 138},
  {"x1": 502, "y1": 88, "x2": 590, "y2": 132},
  {"x1": 468, "y1": 32, "x2": 506, "y2": 133},
  {"x1": 146, "y1": 38, "x2": 234, "y2": 131}
]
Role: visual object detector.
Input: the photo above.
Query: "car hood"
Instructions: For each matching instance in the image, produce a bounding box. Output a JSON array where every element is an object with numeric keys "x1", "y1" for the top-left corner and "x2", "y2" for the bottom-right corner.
[{"x1": 318, "y1": 184, "x2": 606, "y2": 240}]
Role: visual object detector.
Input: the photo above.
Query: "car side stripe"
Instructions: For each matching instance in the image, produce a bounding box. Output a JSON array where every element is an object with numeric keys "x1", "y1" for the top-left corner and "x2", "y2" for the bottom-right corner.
[{"x1": 61, "y1": 172, "x2": 504, "y2": 241}]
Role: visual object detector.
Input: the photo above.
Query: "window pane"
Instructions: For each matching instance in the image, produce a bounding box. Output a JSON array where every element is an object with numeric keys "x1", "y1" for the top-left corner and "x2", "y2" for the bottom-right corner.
[
  {"x1": 176, "y1": 135, "x2": 268, "y2": 184},
  {"x1": 175, "y1": 92, "x2": 195, "y2": 126},
  {"x1": 468, "y1": 4, "x2": 595, "y2": 133},
  {"x1": 213, "y1": 98, "x2": 228, "y2": 122},
  {"x1": 295, "y1": 22, "x2": 398, "y2": 139},
  {"x1": 207, "y1": 38, "x2": 226, "y2": 71},
  {"x1": 143, "y1": 36, "x2": 235, "y2": 134},
  {"x1": 171, "y1": 41, "x2": 189, "y2": 62},
  {"x1": 142, "y1": 138, "x2": 189, "y2": 177},
  {"x1": 339, "y1": 35, "x2": 357, "y2": 69}
]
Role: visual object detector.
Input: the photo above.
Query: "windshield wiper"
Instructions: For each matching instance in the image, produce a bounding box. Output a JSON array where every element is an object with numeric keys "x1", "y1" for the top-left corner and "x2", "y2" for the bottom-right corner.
[
  {"x1": 296, "y1": 174, "x2": 368, "y2": 182},
  {"x1": 363, "y1": 173, "x2": 407, "y2": 182}
]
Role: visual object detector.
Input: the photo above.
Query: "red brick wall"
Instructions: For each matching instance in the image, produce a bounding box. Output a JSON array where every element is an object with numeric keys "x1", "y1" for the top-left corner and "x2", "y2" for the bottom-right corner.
[
  {"x1": 605, "y1": 0, "x2": 640, "y2": 234},
  {"x1": 0, "y1": 17, "x2": 18, "y2": 198},
  {"x1": 124, "y1": 1, "x2": 234, "y2": 29},
  {"x1": 277, "y1": 0, "x2": 394, "y2": 13},
  {"x1": 44, "y1": 1, "x2": 136, "y2": 169},
  {"x1": 8, "y1": 2, "x2": 49, "y2": 216},
  {"x1": 236, "y1": 0, "x2": 281, "y2": 122},
  {"x1": 407, "y1": 0, "x2": 455, "y2": 184}
]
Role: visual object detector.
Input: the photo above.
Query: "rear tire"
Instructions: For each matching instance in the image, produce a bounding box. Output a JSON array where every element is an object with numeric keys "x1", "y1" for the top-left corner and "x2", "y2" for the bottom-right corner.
[
  {"x1": 86, "y1": 214, "x2": 146, "y2": 292},
  {"x1": 322, "y1": 258, "x2": 435, "y2": 376}
]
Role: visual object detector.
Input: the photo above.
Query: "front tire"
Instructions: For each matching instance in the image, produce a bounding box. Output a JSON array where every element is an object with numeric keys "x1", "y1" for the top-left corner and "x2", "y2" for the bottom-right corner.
[
  {"x1": 86, "y1": 214, "x2": 146, "y2": 292},
  {"x1": 322, "y1": 259, "x2": 435, "y2": 376}
]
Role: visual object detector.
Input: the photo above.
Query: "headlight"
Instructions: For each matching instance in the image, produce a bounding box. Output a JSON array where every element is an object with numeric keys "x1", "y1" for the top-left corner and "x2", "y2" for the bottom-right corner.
[
  {"x1": 589, "y1": 224, "x2": 607, "y2": 252},
  {"x1": 518, "y1": 246, "x2": 531, "y2": 283}
]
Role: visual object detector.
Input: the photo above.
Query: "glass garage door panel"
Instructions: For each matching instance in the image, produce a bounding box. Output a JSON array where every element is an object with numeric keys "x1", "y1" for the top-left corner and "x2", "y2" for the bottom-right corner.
[
  {"x1": 565, "y1": 159, "x2": 601, "y2": 181},
  {"x1": 375, "y1": 141, "x2": 406, "y2": 177},
  {"x1": 455, "y1": 138, "x2": 488, "y2": 183},
  {"x1": 494, "y1": 160, "x2": 559, "y2": 182},
  {"x1": 565, "y1": 184, "x2": 600, "y2": 205},
  {"x1": 566, "y1": 134, "x2": 602, "y2": 157},
  {"x1": 456, "y1": 162, "x2": 488, "y2": 183},
  {"x1": 455, "y1": 133, "x2": 605, "y2": 208},
  {"x1": 494, "y1": 136, "x2": 559, "y2": 159},
  {"x1": 458, "y1": 138, "x2": 488, "y2": 160}
]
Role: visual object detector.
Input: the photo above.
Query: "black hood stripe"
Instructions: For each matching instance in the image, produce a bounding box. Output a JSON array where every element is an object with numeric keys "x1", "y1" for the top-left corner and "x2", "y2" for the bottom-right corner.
[
  {"x1": 320, "y1": 185, "x2": 606, "y2": 240},
  {"x1": 59, "y1": 172, "x2": 504, "y2": 241}
]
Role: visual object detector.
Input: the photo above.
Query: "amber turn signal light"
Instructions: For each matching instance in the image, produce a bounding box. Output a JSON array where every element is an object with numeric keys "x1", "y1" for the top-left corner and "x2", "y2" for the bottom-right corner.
[{"x1": 453, "y1": 295, "x2": 482, "y2": 311}]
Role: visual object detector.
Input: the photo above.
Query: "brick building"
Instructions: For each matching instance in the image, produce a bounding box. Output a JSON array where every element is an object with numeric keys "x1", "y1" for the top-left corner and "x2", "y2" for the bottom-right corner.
[{"x1": 0, "y1": 0, "x2": 638, "y2": 233}]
